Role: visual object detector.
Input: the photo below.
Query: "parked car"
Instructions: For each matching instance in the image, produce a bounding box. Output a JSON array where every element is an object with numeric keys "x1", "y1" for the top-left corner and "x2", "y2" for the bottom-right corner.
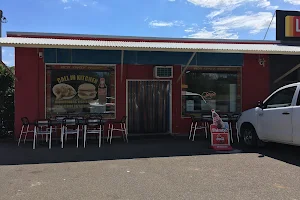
[{"x1": 237, "y1": 82, "x2": 300, "y2": 147}]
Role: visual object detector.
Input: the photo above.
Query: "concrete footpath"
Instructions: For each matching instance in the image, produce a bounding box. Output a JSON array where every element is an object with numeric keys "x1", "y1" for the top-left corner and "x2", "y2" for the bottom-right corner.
[{"x1": 0, "y1": 136, "x2": 299, "y2": 200}]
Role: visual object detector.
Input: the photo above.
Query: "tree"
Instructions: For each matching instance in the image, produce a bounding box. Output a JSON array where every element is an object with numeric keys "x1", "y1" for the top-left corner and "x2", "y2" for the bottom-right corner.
[{"x1": 0, "y1": 65, "x2": 15, "y2": 138}]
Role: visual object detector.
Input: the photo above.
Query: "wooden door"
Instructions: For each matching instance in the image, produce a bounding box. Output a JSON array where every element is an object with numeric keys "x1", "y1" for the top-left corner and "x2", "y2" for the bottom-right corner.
[{"x1": 128, "y1": 81, "x2": 170, "y2": 134}]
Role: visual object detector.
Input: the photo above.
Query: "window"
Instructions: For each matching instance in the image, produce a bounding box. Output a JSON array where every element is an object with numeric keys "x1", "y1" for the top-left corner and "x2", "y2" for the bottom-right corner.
[
  {"x1": 182, "y1": 67, "x2": 241, "y2": 117},
  {"x1": 263, "y1": 86, "x2": 296, "y2": 109},
  {"x1": 46, "y1": 65, "x2": 115, "y2": 119}
]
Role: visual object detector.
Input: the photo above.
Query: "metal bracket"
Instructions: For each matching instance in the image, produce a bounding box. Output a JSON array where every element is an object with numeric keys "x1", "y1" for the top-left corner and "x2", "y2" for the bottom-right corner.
[
  {"x1": 176, "y1": 52, "x2": 196, "y2": 83},
  {"x1": 274, "y1": 63, "x2": 300, "y2": 84},
  {"x1": 121, "y1": 50, "x2": 124, "y2": 82}
]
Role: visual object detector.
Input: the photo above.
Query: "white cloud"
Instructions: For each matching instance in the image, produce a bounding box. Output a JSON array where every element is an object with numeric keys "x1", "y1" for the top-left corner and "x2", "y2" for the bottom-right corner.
[
  {"x1": 61, "y1": 0, "x2": 97, "y2": 7},
  {"x1": 284, "y1": 0, "x2": 300, "y2": 5},
  {"x1": 187, "y1": 0, "x2": 278, "y2": 18},
  {"x1": 1, "y1": 47, "x2": 15, "y2": 66},
  {"x1": 207, "y1": 10, "x2": 225, "y2": 18},
  {"x1": 64, "y1": 6, "x2": 71, "y2": 9},
  {"x1": 186, "y1": 27, "x2": 239, "y2": 39},
  {"x1": 184, "y1": 28, "x2": 196, "y2": 33},
  {"x1": 187, "y1": 0, "x2": 276, "y2": 9},
  {"x1": 149, "y1": 20, "x2": 184, "y2": 27},
  {"x1": 212, "y1": 12, "x2": 275, "y2": 34},
  {"x1": 185, "y1": 11, "x2": 275, "y2": 39},
  {"x1": 187, "y1": 0, "x2": 244, "y2": 9},
  {"x1": 257, "y1": 0, "x2": 278, "y2": 10},
  {"x1": 3, "y1": 60, "x2": 12, "y2": 66}
]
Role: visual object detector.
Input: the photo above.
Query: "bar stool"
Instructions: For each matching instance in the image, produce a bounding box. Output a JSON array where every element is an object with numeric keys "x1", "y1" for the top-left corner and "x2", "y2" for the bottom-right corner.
[
  {"x1": 189, "y1": 115, "x2": 208, "y2": 141},
  {"x1": 18, "y1": 117, "x2": 34, "y2": 146},
  {"x1": 54, "y1": 115, "x2": 67, "y2": 142},
  {"x1": 228, "y1": 113, "x2": 241, "y2": 143},
  {"x1": 33, "y1": 119, "x2": 53, "y2": 149},
  {"x1": 63, "y1": 116, "x2": 84, "y2": 142},
  {"x1": 83, "y1": 117, "x2": 103, "y2": 148},
  {"x1": 107, "y1": 116, "x2": 128, "y2": 144},
  {"x1": 61, "y1": 118, "x2": 80, "y2": 148}
]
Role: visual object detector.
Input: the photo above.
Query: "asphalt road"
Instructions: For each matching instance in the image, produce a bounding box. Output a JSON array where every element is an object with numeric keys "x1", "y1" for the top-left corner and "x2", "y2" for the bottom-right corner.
[{"x1": 0, "y1": 137, "x2": 300, "y2": 200}]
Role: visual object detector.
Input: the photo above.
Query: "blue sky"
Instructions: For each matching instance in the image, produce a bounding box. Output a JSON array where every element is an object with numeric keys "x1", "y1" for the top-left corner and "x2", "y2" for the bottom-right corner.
[{"x1": 1, "y1": 0, "x2": 300, "y2": 66}]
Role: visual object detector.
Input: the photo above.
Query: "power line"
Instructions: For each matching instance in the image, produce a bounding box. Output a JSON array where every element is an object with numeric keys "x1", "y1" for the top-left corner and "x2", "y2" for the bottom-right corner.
[{"x1": 263, "y1": 10, "x2": 276, "y2": 40}]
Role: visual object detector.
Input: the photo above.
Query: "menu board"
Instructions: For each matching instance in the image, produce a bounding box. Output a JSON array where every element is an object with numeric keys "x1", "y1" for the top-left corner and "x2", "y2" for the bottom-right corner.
[{"x1": 46, "y1": 65, "x2": 115, "y2": 119}]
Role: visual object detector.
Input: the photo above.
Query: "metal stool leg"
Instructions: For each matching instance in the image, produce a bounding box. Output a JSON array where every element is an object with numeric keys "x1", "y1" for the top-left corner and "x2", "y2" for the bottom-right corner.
[
  {"x1": 229, "y1": 122, "x2": 234, "y2": 143},
  {"x1": 33, "y1": 127, "x2": 37, "y2": 150},
  {"x1": 84, "y1": 125, "x2": 87, "y2": 148},
  {"x1": 107, "y1": 124, "x2": 111, "y2": 142},
  {"x1": 189, "y1": 122, "x2": 193, "y2": 140},
  {"x1": 121, "y1": 123, "x2": 125, "y2": 141},
  {"x1": 124, "y1": 123, "x2": 128, "y2": 143},
  {"x1": 110, "y1": 124, "x2": 114, "y2": 144},
  {"x1": 99, "y1": 125, "x2": 102, "y2": 148},
  {"x1": 18, "y1": 125, "x2": 25, "y2": 146},
  {"x1": 77, "y1": 126, "x2": 79, "y2": 148},
  {"x1": 24, "y1": 125, "x2": 30, "y2": 144},
  {"x1": 192, "y1": 122, "x2": 197, "y2": 141},
  {"x1": 236, "y1": 122, "x2": 240, "y2": 143}
]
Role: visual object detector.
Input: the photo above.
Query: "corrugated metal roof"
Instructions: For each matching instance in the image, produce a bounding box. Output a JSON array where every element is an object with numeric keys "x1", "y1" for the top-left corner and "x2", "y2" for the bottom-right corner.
[
  {"x1": 0, "y1": 37, "x2": 300, "y2": 55},
  {"x1": 7, "y1": 31, "x2": 279, "y2": 44}
]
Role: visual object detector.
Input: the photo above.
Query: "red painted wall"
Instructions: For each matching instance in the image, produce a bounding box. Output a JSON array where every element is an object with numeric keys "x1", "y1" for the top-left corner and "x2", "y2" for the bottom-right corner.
[
  {"x1": 14, "y1": 50, "x2": 270, "y2": 139},
  {"x1": 242, "y1": 54, "x2": 270, "y2": 111},
  {"x1": 15, "y1": 48, "x2": 45, "y2": 138}
]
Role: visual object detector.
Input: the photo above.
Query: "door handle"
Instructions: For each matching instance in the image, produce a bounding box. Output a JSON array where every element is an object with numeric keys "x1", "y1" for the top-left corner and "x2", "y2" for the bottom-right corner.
[{"x1": 282, "y1": 112, "x2": 290, "y2": 115}]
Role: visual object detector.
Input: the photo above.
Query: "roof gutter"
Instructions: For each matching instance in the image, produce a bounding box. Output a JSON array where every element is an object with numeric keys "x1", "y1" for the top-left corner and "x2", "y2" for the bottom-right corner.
[
  {"x1": 0, "y1": 37, "x2": 300, "y2": 55},
  {"x1": 0, "y1": 43, "x2": 299, "y2": 55}
]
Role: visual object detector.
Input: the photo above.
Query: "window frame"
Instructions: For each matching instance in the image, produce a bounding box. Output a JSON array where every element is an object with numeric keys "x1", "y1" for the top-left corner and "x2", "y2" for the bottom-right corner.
[
  {"x1": 262, "y1": 86, "x2": 297, "y2": 109},
  {"x1": 45, "y1": 64, "x2": 117, "y2": 119},
  {"x1": 181, "y1": 66, "x2": 242, "y2": 118},
  {"x1": 296, "y1": 86, "x2": 300, "y2": 106}
]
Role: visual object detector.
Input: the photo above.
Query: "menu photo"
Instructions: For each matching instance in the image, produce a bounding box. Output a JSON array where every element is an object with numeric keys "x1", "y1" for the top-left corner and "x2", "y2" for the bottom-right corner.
[{"x1": 46, "y1": 65, "x2": 115, "y2": 118}]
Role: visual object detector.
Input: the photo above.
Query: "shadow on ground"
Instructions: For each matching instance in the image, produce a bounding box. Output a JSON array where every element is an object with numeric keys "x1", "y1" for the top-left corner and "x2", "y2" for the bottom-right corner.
[
  {"x1": 1, "y1": 135, "x2": 300, "y2": 167},
  {"x1": 239, "y1": 142, "x2": 300, "y2": 167}
]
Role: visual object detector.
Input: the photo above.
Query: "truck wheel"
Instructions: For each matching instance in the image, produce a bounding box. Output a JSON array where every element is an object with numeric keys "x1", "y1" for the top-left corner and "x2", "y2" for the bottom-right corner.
[{"x1": 241, "y1": 124, "x2": 258, "y2": 147}]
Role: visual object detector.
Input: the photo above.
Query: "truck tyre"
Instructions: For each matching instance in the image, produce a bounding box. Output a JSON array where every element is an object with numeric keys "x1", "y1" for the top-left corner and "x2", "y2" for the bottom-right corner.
[{"x1": 241, "y1": 124, "x2": 258, "y2": 147}]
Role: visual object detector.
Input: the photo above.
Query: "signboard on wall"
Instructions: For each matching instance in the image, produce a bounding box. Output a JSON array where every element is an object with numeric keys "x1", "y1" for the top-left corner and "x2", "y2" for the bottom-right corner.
[
  {"x1": 276, "y1": 10, "x2": 300, "y2": 41},
  {"x1": 46, "y1": 65, "x2": 116, "y2": 119}
]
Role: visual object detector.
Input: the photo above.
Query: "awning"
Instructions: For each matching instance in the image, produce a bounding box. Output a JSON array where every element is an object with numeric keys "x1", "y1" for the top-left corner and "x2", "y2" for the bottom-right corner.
[{"x1": 0, "y1": 37, "x2": 300, "y2": 55}]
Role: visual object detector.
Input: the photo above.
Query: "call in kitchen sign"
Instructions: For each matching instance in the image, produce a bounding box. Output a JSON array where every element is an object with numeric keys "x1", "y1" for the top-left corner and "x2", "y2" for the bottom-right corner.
[{"x1": 46, "y1": 65, "x2": 115, "y2": 117}]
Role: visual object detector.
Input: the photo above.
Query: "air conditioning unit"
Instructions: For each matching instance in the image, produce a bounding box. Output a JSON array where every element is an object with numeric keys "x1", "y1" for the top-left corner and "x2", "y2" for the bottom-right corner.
[{"x1": 154, "y1": 66, "x2": 173, "y2": 78}]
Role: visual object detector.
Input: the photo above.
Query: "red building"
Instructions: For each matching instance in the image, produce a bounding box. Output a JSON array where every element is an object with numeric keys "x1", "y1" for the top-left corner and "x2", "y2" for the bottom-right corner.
[{"x1": 2, "y1": 10, "x2": 300, "y2": 140}]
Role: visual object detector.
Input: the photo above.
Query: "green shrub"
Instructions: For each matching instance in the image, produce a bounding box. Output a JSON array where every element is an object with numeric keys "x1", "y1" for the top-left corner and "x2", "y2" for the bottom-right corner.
[{"x1": 0, "y1": 65, "x2": 14, "y2": 138}]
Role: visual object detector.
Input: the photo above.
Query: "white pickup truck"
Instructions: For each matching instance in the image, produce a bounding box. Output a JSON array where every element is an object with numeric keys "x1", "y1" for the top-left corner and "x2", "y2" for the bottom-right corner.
[{"x1": 237, "y1": 82, "x2": 300, "y2": 147}]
